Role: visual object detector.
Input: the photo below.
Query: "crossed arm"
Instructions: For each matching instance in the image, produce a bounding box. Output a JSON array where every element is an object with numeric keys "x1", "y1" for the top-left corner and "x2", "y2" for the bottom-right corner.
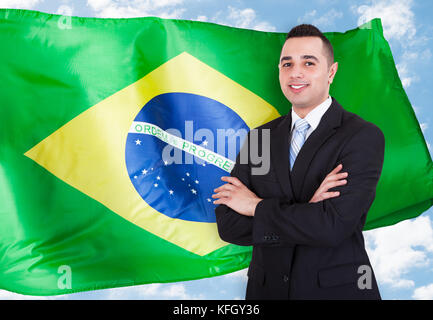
[
  {"x1": 213, "y1": 125, "x2": 385, "y2": 247},
  {"x1": 213, "y1": 164, "x2": 347, "y2": 216}
]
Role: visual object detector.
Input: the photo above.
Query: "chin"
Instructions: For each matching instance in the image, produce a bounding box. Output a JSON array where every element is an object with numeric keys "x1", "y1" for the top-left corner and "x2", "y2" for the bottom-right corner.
[{"x1": 287, "y1": 97, "x2": 310, "y2": 108}]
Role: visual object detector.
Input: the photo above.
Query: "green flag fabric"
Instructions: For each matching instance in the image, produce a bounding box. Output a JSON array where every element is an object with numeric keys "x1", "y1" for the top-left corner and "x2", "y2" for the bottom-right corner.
[{"x1": 0, "y1": 9, "x2": 432, "y2": 295}]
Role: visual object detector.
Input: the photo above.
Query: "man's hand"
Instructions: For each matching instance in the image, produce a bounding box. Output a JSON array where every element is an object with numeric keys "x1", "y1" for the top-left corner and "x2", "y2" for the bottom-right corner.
[
  {"x1": 212, "y1": 176, "x2": 263, "y2": 216},
  {"x1": 309, "y1": 164, "x2": 348, "y2": 203},
  {"x1": 213, "y1": 164, "x2": 347, "y2": 216}
]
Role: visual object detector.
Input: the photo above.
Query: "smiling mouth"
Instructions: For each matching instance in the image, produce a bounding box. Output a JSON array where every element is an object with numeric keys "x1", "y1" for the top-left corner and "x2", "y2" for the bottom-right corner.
[
  {"x1": 289, "y1": 84, "x2": 308, "y2": 89},
  {"x1": 288, "y1": 84, "x2": 309, "y2": 93}
]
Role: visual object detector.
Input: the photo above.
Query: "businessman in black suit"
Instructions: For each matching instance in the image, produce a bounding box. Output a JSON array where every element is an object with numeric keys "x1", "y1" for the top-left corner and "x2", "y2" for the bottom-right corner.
[{"x1": 213, "y1": 24, "x2": 385, "y2": 299}]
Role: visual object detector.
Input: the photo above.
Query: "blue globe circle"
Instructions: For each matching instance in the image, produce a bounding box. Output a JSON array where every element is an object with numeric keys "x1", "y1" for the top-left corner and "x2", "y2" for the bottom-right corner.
[{"x1": 125, "y1": 92, "x2": 249, "y2": 222}]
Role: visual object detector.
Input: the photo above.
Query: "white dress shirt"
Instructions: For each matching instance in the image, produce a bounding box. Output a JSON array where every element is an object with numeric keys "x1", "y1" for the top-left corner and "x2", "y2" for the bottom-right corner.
[{"x1": 290, "y1": 96, "x2": 332, "y2": 141}]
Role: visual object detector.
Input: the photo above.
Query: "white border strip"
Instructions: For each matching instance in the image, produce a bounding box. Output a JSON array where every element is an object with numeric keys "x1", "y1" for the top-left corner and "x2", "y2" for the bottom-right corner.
[{"x1": 129, "y1": 121, "x2": 235, "y2": 172}]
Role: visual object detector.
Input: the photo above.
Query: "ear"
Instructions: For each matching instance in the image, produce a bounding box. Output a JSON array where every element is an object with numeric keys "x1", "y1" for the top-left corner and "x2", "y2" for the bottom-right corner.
[{"x1": 328, "y1": 61, "x2": 338, "y2": 84}]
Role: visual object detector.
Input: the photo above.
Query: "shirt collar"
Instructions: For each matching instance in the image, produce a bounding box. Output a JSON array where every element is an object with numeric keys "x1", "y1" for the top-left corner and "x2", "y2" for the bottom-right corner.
[{"x1": 291, "y1": 96, "x2": 332, "y2": 131}]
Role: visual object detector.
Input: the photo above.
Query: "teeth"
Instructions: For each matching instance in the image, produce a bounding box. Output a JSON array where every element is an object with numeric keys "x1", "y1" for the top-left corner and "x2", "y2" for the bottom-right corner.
[{"x1": 290, "y1": 85, "x2": 306, "y2": 89}]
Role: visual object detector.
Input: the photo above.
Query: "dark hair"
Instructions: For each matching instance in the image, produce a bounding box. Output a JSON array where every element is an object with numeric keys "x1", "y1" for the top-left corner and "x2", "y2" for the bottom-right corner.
[{"x1": 286, "y1": 24, "x2": 334, "y2": 66}]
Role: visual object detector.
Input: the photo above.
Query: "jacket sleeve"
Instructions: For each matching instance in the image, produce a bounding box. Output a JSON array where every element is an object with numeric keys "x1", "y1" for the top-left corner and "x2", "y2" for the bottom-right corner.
[
  {"x1": 214, "y1": 145, "x2": 254, "y2": 246},
  {"x1": 252, "y1": 124, "x2": 385, "y2": 247}
]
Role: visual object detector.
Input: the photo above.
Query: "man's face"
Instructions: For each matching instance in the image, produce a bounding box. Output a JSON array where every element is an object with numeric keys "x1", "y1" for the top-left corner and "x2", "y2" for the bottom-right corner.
[{"x1": 278, "y1": 36, "x2": 338, "y2": 111}]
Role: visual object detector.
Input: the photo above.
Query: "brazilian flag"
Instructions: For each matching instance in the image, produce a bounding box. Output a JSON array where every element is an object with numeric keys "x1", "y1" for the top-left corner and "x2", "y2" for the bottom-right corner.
[{"x1": 0, "y1": 9, "x2": 432, "y2": 295}]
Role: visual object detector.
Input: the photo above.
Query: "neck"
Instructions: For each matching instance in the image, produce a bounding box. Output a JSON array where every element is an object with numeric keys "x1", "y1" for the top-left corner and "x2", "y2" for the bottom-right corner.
[{"x1": 292, "y1": 95, "x2": 330, "y2": 119}]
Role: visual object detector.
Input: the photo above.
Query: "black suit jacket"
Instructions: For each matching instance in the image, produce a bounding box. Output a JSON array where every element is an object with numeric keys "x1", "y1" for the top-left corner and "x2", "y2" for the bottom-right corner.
[{"x1": 215, "y1": 97, "x2": 385, "y2": 300}]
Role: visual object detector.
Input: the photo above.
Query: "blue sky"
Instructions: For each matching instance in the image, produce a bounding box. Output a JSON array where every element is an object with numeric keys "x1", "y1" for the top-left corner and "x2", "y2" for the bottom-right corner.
[{"x1": 0, "y1": 0, "x2": 433, "y2": 300}]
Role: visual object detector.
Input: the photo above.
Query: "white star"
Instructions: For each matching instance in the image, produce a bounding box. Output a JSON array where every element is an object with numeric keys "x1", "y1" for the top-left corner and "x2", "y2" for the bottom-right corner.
[
  {"x1": 207, "y1": 198, "x2": 211, "y2": 202},
  {"x1": 181, "y1": 178, "x2": 185, "y2": 181},
  {"x1": 195, "y1": 180, "x2": 199, "y2": 184},
  {"x1": 191, "y1": 189, "x2": 197, "y2": 195},
  {"x1": 135, "y1": 139, "x2": 141, "y2": 145},
  {"x1": 202, "y1": 163, "x2": 206, "y2": 166},
  {"x1": 164, "y1": 161, "x2": 169, "y2": 166},
  {"x1": 142, "y1": 169, "x2": 148, "y2": 175},
  {"x1": 186, "y1": 172, "x2": 190, "y2": 176},
  {"x1": 202, "y1": 140, "x2": 208, "y2": 146},
  {"x1": 156, "y1": 176, "x2": 161, "y2": 180},
  {"x1": 154, "y1": 183, "x2": 158, "y2": 187},
  {"x1": 134, "y1": 175, "x2": 137, "y2": 179},
  {"x1": 169, "y1": 190, "x2": 174, "y2": 195}
]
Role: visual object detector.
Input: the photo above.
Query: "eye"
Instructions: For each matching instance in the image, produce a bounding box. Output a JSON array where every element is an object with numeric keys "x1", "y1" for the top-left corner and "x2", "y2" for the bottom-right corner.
[
  {"x1": 282, "y1": 62, "x2": 291, "y2": 67},
  {"x1": 305, "y1": 61, "x2": 315, "y2": 66}
]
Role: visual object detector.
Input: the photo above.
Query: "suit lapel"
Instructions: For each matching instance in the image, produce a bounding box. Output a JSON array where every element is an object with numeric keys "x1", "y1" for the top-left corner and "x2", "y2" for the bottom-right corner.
[
  {"x1": 290, "y1": 97, "x2": 344, "y2": 201},
  {"x1": 269, "y1": 112, "x2": 295, "y2": 199}
]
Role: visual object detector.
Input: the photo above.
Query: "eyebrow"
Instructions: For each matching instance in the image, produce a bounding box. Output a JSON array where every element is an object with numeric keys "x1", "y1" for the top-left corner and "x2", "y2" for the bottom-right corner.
[{"x1": 280, "y1": 55, "x2": 320, "y2": 63}]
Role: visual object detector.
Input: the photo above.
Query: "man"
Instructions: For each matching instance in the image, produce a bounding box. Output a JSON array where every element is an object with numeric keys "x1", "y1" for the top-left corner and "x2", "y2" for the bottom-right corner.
[{"x1": 213, "y1": 24, "x2": 385, "y2": 300}]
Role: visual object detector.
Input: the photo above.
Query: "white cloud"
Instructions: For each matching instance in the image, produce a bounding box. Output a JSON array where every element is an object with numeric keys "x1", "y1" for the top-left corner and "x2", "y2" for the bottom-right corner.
[
  {"x1": 421, "y1": 49, "x2": 432, "y2": 61},
  {"x1": 297, "y1": 8, "x2": 343, "y2": 29},
  {"x1": 0, "y1": 289, "x2": 42, "y2": 300},
  {"x1": 413, "y1": 283, "x2": 433, "y2": 300},
  {"x1": 100, "y1": 282, "x2": 205, "y2": 300},
  {"x1": 412, "y1": 105, "x2": 421, "y2": 115},
  {"x1": 396, "y1": 61, "x2": 419, "y2": 89},
  {"x1": 298, "y1": 10, "x2": 317, "y2": 23},
  {"x1": 395, "y1": 49, "x2": 425, "y2": 88},
  {"x1": 56, "y1": 4, "x2": 73, "y2": 16},
  {"x1": 0, "y1": 0, "x2": 42, "y2": 9},
  {"x1": 222, "y1": 268, "x2": 248, "y2": 280},
  {"x1": 86, "y1": 0, "x2": 112, "y2": 12},
  {"x1": 86, "y1": 0, "x2": 186, "y2": 19},
  {"x1": 211, "y1": 6, "x2": 276, "y2": 32},
  {"x1": 316, "y1": 0, "x2": 339, "y2": 5},
  {"x1": 355, "y1": 0, "x2": 416, "y2": 44},
  {"x1": 195, "y1": 15, "x2": 208, "y2": 22},
  {"x1": 364, "y1": 215, "x2": 433, "y2": 289},
  {"x1": 0, "y1": 282, "x2": 206, "y2": 300},
  {"x1": 353, "y1": 0, "x2": 426, "y2": 89},
  {"x1": 0, "y1": 289, "x2": 69, "y2": 300},
  {"x1": 161, "y1": 284, "x2": 202, "y2": 299}
]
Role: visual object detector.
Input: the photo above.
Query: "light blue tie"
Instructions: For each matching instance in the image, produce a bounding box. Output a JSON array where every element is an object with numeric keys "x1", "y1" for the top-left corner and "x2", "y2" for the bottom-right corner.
[{"x1": 290, "y1": 118, "x2": 310, "y2": 170}]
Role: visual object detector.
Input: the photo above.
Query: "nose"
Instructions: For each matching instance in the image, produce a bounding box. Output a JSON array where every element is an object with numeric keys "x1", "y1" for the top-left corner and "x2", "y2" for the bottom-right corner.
[
  {"x1": 289, "y1": 64, "x2": 304, "y2": 79},
  {"x1": 288, "y1": 63, "x2": 304, "y2": 80}
]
